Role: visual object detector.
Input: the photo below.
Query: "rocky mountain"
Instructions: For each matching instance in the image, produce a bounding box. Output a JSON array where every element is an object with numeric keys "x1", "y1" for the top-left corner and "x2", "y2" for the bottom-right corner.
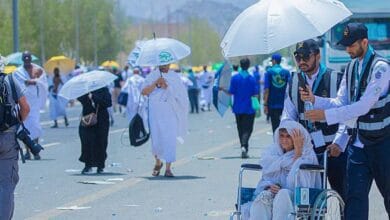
[{"x1": 119, "y1": 0, "x2": 258, "y2": 35}]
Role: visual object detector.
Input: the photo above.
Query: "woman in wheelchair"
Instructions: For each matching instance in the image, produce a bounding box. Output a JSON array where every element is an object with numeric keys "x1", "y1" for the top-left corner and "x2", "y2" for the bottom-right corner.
[{"x1": 242, "y1": 120, "x2": 321, "y2": 220}]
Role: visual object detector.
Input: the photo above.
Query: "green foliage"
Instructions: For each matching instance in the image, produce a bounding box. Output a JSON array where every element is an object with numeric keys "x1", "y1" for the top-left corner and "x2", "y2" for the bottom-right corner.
[{"x1": 0, "y1": 0, "x2": 126, "y2": 65}]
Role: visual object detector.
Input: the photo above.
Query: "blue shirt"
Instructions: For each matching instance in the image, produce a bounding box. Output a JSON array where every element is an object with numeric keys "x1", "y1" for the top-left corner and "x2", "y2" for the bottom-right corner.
[
  {"x1": 264, "y1": 64, "x2": 290, "y2": 109},
  {"x1": 229, "y1": 71, "x2": 259, "y2": 114}
]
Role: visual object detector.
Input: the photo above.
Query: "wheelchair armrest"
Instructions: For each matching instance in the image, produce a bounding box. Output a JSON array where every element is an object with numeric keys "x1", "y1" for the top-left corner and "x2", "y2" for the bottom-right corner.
[
  {"x1": 241, "y1": 163, "x2": 262, "y2": 170},
  {"x1": 299, "y1": 164, "x2": 324, "y2": 171}
]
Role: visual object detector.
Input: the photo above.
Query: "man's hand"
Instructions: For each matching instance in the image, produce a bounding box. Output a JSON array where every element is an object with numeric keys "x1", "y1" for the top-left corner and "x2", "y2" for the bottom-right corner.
[
  {"x1": 327, "y1": 144, "x2": 342, "y2": 157},
  {"x1": 25, "y1": 79, "x2": 37, "y2": 85},
  {"x1": 291, "y1": 128, "x2": 304, "y2": 159},
  {"x1": 299, "y1": 85, "x2": 315, "y2": 103},
  {"x1": 155, "y1": 77, "x2": 168, "y2": 89},
  {"x1": 304, "y1": 109, "x2": 325, "y2": 122}
]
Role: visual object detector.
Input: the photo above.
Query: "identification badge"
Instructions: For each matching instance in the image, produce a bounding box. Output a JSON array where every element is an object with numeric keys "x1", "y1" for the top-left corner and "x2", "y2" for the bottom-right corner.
[{"x1": 310, "y1": 130, "x2": 325, "y2": 148}]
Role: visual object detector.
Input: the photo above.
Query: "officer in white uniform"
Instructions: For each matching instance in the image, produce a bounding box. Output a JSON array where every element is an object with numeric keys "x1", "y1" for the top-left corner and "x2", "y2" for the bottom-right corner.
[
  {"x1": 282, "y1": 39, "x2": 348, "y2": 200},
  {"x1": 301, "y1": 23, "x2": 390, "y2": 220}
]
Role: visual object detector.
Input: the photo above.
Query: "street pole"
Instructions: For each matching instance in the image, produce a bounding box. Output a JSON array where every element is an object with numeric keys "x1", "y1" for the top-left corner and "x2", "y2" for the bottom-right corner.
[{"x1": 12, "y1": 0, "x2": 19, "y2": 52}]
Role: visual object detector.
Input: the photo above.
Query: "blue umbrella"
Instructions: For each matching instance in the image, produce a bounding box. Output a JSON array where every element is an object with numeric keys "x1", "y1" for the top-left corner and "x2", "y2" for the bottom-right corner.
[
  {"x1": 213, "y1": 61, "x2": 232, "y2": 117},
  {"x1": 6, "y1": 52, "x2": 39, "y2": 66}
]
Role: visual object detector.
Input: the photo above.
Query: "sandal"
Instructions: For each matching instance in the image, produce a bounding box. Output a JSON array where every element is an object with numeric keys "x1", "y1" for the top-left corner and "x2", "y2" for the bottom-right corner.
[
  {"x1": 164, "y1": 170, "x2": 174, "y2": 178},
  {"x1": 152, "y1": 162, "x2": 163, "y2": 176}
]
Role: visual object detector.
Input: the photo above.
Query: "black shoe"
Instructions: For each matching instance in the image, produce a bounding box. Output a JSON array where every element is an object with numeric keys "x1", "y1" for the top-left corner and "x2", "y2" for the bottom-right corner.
[
  {"x1": 50, "y1": 124, "x2": 58, "y2": 128},
  {"x1": 97, "y1": 168, "x2": 104, "y2": 174},
  {"x1": 81, "y1": 167, "x2": 93, "y2": 175},
  {"x1": 241, "y1": 147, "x2": 249, "y2": 159},
  {"x1": 24, "y1": 152, "x2": 31, "y2": 160},
  {"x1": 64, "y1": 117, "x2": 69, "y2": 127},
  {"x1": 33, "y1": 153, "x2": 41, "y2": 160}
]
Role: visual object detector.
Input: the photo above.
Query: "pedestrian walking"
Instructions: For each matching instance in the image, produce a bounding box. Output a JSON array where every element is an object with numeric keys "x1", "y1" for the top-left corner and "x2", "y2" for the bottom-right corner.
[
  {"x1": 220, "y1": 58, "x2": 259, "y2": 158},
  {"x1": 0, "y1": 56, "x2": 30, "y2": 220},
  {"x1": 199, "y1": 65, "x2": 214, "y2": 111},
  {"x1": 49, "y1": 68, "x2": 69, "y2": 128},
  {"x1": 111, "y1": 67, "x2": 123, "y2": 113},
  {"x1": 282, "y1": 39, "x2": 347, "y2": 200},
  {"x1": 78, "y1": 87, "x2": 112, "y2": 174},
  {"x1": 123, "y1": 67, "x2": 145, "y2": 122},
  {"x1": 301, "y1": 23, "x2": 390, "y2": 220},
  {"x1": 141, "y1": 64, "x2": 189, "y2": 177},
  {"x1": 13, "y1": 51, "x2": 48, "y2": 160},
  {"x1": 263, "y1": 53, "x2": 290, "y2": 132},
  {"x1": 187, "y1": 69, "x2": 200, "y2": 114}
]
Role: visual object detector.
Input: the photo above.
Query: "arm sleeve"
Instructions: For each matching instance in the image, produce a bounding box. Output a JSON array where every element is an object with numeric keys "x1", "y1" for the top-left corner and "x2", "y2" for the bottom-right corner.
[
  {"x1": 281, "y1": 85, "x2": 299, "y2": 121},
  {"x1": 228, "y1": 77, "x2": 236, "y2": 95},
  {"x1": 332, "y1": 124, "x2": 350, "y2": 152},
  {"x1": 324, "y1": 61, "x2": 390, "y2": 125},
  {"x1": 263, "y1": 71, "x2": 270, "y2": 89}
]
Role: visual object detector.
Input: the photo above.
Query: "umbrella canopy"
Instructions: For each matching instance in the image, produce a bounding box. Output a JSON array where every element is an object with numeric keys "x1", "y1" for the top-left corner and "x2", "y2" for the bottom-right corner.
[
  {"x1": 213, "y1": 61, "x2": 232, "y2": 117},
  {"x1": 59, "y1": 70, "x2": 117, "y2": 100},
  {"x1": 101, "y1": 60, "x2": 120, "y2": 69},
  {"x1": 135, "y1": 38, "x2": 191, "y2": 66},
  {"x1": 128, "y1": 41, "x2": 145, "y2": 67},
  {"x1": 44, "y1": 55, "x2": 75, "y2": 75},
  {"x1": 221, "y1": 0, "x2": 352, "y2": 57},
  {"x1": 4, "y1": 66, "x2": 17, "y2": 74},
  {"x1": 6, "y1": 52, "x2": 39, "y2": 66}
]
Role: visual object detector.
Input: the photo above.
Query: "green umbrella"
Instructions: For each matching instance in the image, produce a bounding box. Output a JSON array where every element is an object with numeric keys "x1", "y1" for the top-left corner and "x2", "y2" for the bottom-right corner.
[{"x1": 6, "y1": 52, "x2": 39, "y2": 66}]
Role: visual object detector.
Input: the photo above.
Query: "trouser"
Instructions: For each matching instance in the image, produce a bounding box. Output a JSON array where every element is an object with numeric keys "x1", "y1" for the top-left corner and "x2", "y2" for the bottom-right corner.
[
  {"x1": 188, "y1": 89, "x2": 199, "y2": 113},
  {"x1": 0, "y1": 130, "x2": 20, "y2": 220},
  {"x1": 235, "y1": 114, "x2": 255, "y2": 151},
  {"x1": 268, "y1": 108, "x2": 283, "y2": 133},
  {"x1": 345, "y1": 137, "x2": 390, "y2": 220},
  {"x1": 316, "y1": 148, "x2": 347, "y2": 201}
]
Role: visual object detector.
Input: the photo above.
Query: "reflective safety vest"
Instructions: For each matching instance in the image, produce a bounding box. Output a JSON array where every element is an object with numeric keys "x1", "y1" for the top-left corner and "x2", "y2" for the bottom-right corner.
[
  {"x1": 289, "y1": 68, "x2": 343, "y2": 146},
  {"x1": 346, "y1": 53, "x2": 390, "y2": 145}
]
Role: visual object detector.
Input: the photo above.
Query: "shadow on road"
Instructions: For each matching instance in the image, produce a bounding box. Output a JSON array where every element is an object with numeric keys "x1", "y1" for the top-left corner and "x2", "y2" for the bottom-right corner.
[
  {"x1": 219, "y1": 156, "x2": 260, "y2": 160},
  {"x1": 70, "y1": 172, "x2": 127, "y2": 176},
  {"x1": 141, "y1": 175, "x2": 206, "y2": 181}
]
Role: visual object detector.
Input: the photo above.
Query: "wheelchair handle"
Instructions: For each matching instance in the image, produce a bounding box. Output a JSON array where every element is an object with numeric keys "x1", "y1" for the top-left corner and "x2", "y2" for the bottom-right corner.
[{"x1": 241, "y1": 163, "x2": 262, "y2": 170}]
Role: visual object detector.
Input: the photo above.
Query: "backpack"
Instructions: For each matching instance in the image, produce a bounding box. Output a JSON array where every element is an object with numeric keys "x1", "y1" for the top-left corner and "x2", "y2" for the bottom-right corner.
[
  {"x1": 129, "y1": 113, "x2": 149, "y2": 147},
  {"x1": 0, "y1": 73, "x2": 17, "y2": 132}
]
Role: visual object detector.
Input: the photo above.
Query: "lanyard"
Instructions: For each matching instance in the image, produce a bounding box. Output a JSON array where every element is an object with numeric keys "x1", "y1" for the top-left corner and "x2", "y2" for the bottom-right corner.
[
  {"x1": 301, "y1": 64, "x2": 326, "y2": 94},
  {"x1": 352, "y1": 46, "x2": 374, "y2": 102}
]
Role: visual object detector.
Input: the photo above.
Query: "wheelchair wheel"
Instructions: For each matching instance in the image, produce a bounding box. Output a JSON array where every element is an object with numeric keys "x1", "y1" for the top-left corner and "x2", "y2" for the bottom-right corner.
[{"x1": 311, "y1": 189, "x2": 344, "y2": 220}]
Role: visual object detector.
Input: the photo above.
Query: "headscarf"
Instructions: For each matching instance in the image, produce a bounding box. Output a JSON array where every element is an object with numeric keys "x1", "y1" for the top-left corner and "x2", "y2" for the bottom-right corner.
[{"x1": 255, "y1": 120, "x2": 321, "y2": 193}]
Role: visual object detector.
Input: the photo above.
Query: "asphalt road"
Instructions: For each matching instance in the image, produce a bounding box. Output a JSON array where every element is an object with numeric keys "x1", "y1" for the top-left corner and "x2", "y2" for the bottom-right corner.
[{"x1": 12, "y1": 103, "x2": 387, "y2": 220}]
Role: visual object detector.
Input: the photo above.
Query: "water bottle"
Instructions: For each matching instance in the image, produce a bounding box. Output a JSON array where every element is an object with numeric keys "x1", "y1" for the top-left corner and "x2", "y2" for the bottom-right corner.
[{"x1": 304, "y1": 101, "x2": 313, "y2": 111}]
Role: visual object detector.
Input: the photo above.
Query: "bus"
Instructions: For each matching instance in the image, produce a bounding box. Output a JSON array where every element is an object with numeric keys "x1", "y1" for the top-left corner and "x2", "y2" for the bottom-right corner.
[{"x1": 321, "y1": 0, "x2": 390, "y2": 72}]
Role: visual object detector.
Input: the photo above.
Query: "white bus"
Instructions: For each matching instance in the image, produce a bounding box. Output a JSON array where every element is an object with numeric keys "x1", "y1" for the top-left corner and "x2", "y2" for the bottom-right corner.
[{"x1": 321, "y1": 0, "x2": 390, "y2": 72}]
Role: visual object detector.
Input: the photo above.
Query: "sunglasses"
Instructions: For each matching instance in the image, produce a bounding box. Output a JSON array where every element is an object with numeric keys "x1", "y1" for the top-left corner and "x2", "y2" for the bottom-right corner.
[{"x1": 294, "y1": 52, "x2": 312, "y2": 62}]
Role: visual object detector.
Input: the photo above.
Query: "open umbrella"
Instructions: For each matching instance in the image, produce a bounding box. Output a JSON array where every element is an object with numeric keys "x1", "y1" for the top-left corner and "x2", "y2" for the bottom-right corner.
[
  {"x1": 213, "y1": 61, "x2": 232, "y2": 117},
  {"x1": 6, "y1": 52, "x2": 39, "y2": 66},
  {"x1": 44, "y1": 55, "x2": 75, "y2": 75},
  {"x1": 221, "y1": 0, "x2": 352, "y2": 57},
  {"x1": 127, "y1": 40, "x2": 145, "y2": 67},
  {"x1": 59, "y1": 70, "x2": 117, "y2": 100},
  {"x1": 135, "y1": 38, "x2": 191, "y2": 66},
  {"x1": 101, "y1": 60, "x2": 120, "y2": 69}
]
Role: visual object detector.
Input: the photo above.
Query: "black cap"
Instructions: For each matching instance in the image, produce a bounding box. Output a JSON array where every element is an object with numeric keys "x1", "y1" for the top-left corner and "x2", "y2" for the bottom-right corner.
[
  {"x1": 22, "y1": 51, "x2": 32, "y2": 63},
  {"x1": 294, "y1": 39, "x2": 320, "y2": 57},
  {"x1": 337, "y1": 23, "x2": 368, "y2": 46}
]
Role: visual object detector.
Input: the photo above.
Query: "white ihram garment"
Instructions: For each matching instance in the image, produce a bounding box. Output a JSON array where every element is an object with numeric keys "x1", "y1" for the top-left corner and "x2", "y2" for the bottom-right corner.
[
  {"x1": 13, "y1": 64, "x2": 48, "y2": 139},
  {"x1": 143, "y1": 70, "x2": 189, "y2": 163},
  {"x1": 241, "y1": 120, "x2": 321, "y2": 220},
  {"x1": 123, "y1": 74, "x2": 145, "y2": 122}
]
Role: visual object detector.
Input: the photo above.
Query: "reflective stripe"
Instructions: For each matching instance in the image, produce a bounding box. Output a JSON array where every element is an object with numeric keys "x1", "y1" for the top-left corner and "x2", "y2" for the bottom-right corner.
[
  {"x1": 330, "y1": 71, "x2": 338, "y2": 98},
  {"x1": 299, "y1": 113, "x2": 326, "y2": 123},
  {"x1": 372, "y1": 94, "x2": 390, "y2": 109},
  {"x1": 359, "y1": 116, "x2": 390, "y2": 130},
  {"x1": 291, "y1": 73, "x2": 299, "y2": 108},
  {"x1": 323, "y1": 134, "x2": 336, "y2": 143},
  {"x1": 346, "y1": 59, "x2": 356, "y2": 104}
]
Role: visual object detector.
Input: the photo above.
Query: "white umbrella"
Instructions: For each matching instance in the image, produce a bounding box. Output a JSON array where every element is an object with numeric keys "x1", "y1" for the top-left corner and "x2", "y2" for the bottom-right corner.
[
  {"x1": 221, "y1": 0, "x2": 352, "y2": 57},
  {"x1": 59, "y1": 70, "x2": 117, "y2": 100},
  {"x1": 135, "y1": 38, "x2": 191, "y2": 66},
  {"x1": 127, "y1": 40, "x2": 145, "y2": 67}
]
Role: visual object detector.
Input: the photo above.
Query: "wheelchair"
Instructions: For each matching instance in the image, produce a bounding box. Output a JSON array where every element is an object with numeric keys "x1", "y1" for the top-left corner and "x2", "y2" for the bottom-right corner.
[{"x1": 230, "y1": 151, "x2": 345, "y2": 220}]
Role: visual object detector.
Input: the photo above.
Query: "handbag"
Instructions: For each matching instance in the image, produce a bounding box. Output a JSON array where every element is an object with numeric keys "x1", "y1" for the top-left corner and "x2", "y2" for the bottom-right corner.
[
  {"x1": 117, "y1": 91, "x2": 128, "y2": 106},
  {"x1": 80, "y1": 105, "x2": 99, "y2": 127}
]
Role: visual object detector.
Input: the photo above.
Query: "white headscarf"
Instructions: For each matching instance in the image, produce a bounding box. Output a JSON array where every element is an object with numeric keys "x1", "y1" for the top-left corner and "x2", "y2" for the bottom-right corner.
[{"x1": 255, "y1": 120, "x2": 321, "y2": 193}]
